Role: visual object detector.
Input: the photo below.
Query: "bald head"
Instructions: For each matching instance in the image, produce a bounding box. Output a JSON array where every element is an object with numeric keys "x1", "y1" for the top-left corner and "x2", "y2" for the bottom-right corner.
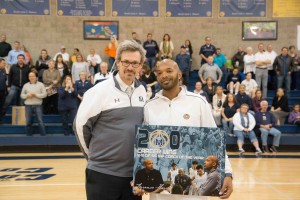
[
  {"x1": 143, "y1": 159, "x2": 153, "y2": 171},
  {"x1": 204, "y1": 156, "x2": 219, "y2": 170},
  {"x1": 155, "y1": 59, "x2": 179, "y2": 72}
]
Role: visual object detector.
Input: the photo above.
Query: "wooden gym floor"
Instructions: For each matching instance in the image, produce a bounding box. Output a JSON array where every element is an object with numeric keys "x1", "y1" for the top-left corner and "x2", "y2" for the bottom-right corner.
[{"x1": 0, "y1": 152, "x2": 300, "y2": 200}]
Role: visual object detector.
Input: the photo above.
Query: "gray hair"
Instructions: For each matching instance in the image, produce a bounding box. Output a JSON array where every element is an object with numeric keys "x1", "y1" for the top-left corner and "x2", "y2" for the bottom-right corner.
[
  {"x1": 115, "y1": 40, "x2": 146, "y2": 63},
  {"x1": 260, "y1": 100, "x2": 268, "y2": 106}
]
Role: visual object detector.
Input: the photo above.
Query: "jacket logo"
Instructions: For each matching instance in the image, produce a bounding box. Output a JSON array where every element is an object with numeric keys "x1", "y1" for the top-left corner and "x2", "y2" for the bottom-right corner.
[
  {"x1": 114, "y1": 98, "x2": 120, "y2": 103},
  {"x1": 139, "y1": 96, "x2": 144, "y2": 102},
  {"x1": 183, "y1": 114, "x2": 190, "y2": 120}
]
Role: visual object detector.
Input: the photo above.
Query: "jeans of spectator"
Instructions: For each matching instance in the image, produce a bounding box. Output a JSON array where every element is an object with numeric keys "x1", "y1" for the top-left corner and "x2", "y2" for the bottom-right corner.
[
  {"x1": 181, "y1": 70, "x2": 190, "y2": 88},
  {"x1": 277, "y1": 74, "x2": 291, "y2": 95},
  {"x1": 85, "y1": 168, "x2": 134, "y2": 200},
  {"x1": 222, "y1": 119, "x2": 234, "y2": 135},
  {"x1": 234, "y1": 130, "x2": 258, "y2": 143},
  {"x1": 220, "y1": 66, "x2": 227, "y2": 89},
  {"x1": 3, "y1": 85, "x2": 23, "y2": 115},
  {"x1": 25, "y1": 105, "x2": 46, "y2": 136},
  {"x1": 255, "y1": 68, "x2": 268, "y2": 98},
  {"x1": 268, "y1": 69, "x2": 277, "y2": 90},
  {"x1": 290, "y1": 71, "x2": 298, "y2": 90},
  {"x1": 146, "y1": 56, "x2": 156, "y2": 70},
  {"x1": 108, "y1": 57, "x2": 115, "y2": 71},
  {"x1": 60, "y1": 108, "x2": 77, "y2": 135},
  {"x1": 259, "y1": 127, "x2": 281, "y2": 146},
  {"x1": 0, "y1": 90, "x2": 5, "y2": 118}
]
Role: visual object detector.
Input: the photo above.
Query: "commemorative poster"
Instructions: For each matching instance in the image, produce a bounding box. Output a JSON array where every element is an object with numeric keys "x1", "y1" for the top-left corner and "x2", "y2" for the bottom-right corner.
[
  {"x1": 112, "y1": 0, "x2": 159, "y2": 17},
  {"x1": 134, "y1": 125, "x2": 225, "y2": 197},
  {"x1": 0, "y1": 0, "x2": 50, "y2": 15},
  {"x1": 165, "y1": 0, "x2": 212, "y2": 17},
  {"x1": 57, "y1": 0, "x2": 105, "y2": 16},
  {"x1": 219, "y1": 0, "x2": 266, "y2": 17}
]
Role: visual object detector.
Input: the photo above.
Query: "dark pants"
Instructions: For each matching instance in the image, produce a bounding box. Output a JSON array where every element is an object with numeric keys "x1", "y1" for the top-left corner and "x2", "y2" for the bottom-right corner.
[
  {"x1": 86, "y1": 168, "x2": 134, "y2": 200},
  {"x1": 146, "y1": 57, "x2": 156, "y2": 70},
  {"x1": 0, "y1": 90, "x2": 5, "y2": 120},
  {"x1": 25, "y1": 105, "x2": 46, "y2": 136},
  {"x1": 268, "y1": 70, "x2": 277, "y2": 90},
  {"x1": 291, "y1": 71, "x2": 298, "y2": 90},
  {"x1": 59, "y1": 108, "x2": 77, "y2": 135},
  {"x1": 43, "y1": 94, "x2": 58, "y2": 114}
]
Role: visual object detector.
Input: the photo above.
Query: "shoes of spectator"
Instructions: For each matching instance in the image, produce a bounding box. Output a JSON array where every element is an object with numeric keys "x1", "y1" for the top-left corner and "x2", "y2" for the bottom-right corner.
[
  {"x1": 263, "y1": 145, "x2": 270, "y2": 153},
  {"x1": 228, "y1": 133, "x2": 236, "y2": 137},
  {"x1": 255, "y1": 149, "x2": 262, "y2": 156},
  {"x1": 239, "y1": 149, "x2": 245, "y2": 154},
  {"x1": 270, "y1": 146, "x2": 278, "y2": 153}
]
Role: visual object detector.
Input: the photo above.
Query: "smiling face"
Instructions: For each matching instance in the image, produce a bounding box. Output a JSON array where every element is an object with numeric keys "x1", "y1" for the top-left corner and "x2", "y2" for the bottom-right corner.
[
  {"x1": 117, "y1": 51, "x2": 142, "y2": 85},
  {"x1": 155, "y1": 60, "x2": 181, "y2": 91}
]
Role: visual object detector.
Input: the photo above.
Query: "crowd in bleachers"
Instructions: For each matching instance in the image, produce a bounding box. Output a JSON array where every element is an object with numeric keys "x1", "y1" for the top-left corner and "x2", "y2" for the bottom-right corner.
[{"x1": 0, "y1": 33, "x2": 299, "y2": 153}]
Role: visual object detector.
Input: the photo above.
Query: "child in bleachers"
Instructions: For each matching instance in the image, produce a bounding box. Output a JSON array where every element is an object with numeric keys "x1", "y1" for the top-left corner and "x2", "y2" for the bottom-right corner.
[{"x1": 288, "y1": 104, "x2": 300, "y2": 126}]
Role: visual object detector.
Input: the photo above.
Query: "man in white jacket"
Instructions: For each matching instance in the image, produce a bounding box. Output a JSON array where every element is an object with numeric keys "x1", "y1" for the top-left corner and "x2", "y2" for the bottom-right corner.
[{"x1": 144, "y1": 59, "x2": 233, "y2": 199}]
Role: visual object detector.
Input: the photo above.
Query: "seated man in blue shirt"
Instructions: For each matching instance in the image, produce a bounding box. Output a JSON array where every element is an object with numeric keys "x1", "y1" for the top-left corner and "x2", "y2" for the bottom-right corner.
[{"x1": 255, "y1": 100, "x2": 282, "y2": 153}]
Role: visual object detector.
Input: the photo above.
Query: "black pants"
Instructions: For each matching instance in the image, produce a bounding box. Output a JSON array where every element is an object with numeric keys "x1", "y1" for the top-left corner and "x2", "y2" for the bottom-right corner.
[
  {"x1": 86, "y1": 168, "x2": 134, "y2": 200},
  {"x1": 0, "y1": 90, "x2": 5, "y2": 119}
]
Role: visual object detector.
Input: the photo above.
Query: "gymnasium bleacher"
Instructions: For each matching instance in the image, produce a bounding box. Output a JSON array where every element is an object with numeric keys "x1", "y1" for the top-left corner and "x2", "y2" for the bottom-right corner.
[{"x1": 0, "y1": 70, "x2": 299, "y2": 151}]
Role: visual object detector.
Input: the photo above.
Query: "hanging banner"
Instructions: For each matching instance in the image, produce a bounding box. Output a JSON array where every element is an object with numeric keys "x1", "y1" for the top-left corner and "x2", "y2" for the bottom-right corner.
[
  {"x1": 0, "y1": 0, "x2": 50, "y2": 15},
  {"x1": 219, "y1": 0, "x2": 266, "y2": 17},
  {"x1": 273, "y1": 0, "x2": 300, "y2": 18},
  {"x1": 112, "y1": 0, "x2": 159, "y2": 17},
  {"x1": 134, "y1": 125, "x2": 225, "y2": 197},
  {"x1": 165, "y1": 0, "x2": 212, "y2": 17},
  {"x1": 57, "y1": 0, "x2": 105, "y2": 16}
]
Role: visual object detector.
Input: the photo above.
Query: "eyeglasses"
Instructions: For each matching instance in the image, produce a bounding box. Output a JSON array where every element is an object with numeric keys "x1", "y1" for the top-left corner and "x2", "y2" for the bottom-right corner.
[{"x1": 120, "y1": 60, "x2": 141, "y2": 68}]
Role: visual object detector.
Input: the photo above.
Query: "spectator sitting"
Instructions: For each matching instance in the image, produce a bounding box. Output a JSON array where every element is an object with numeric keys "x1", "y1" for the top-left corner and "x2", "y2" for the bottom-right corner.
[
  {"x1": 288, "y1": 104, "x2": 300, "y2": 126},
  {"x1": 199, "y1": 55, "x2": 222, "y2": 86},
  {"x1": 221, "y1": 93, "x2": 240, "y2": 137},
  {"x1": 212, "y1": 86, "x2": 226, "y2": 126},
  {"x1": 193, "y1": 81, "x2": 210, "y2": 103},
  {"x1": 226, "y1": 68, "x2": 242, "y2": 95},
  {"x1": 270, "y1": 88, "x2": 289, "y2": 125},
  {"x1": 255, "y1": 100, "x2": 282, "y2": 153},
  {"x1": 202, "y1": 77, "x2": 216, "y2": 103},
  {"x1": 35, "y1": 49, "x2": 51, "y2": 82},
  {"x1": 53, "y1": 45, "x2": 70, "y2": 64},
  {"x1": 55, "y1": 54, "x2": 70, "y2": 83},
  {"x1": 252, "y1": 89, "x2": 265, "y2": 113},
  {"x1": 20, "y1": 71, "x2": 47, "y2": 136},
  {"x1": 70, "y1": 48, "x2": 80, "y2": 66},
  {"x1": 87, "y1": 48, "x2": 102, "y2": 74},
  {"x1": 241, "y1": 72, "x2": 258, "y2": 98},
  {"x1": 141, "y1": 64, "x2": 157, "y2": 99},
  {"x1": 58, "y1": 75, "x2": 77, "y2": 136},
  {"x1": 42, "y1": 60, "x2": 61, "y2": 114},
  {"x1": 71, "y1": 54, "x2": 89, "y2": 83},
  {"x1": 233, "y1": 103, "x2": 262, "y2": 155},
  {"x1": 235, "y1": 84, "x2": 253, "y2": 113},
  {"x1": 94, "y1": 62, "x2": 111, "y2": 84},
  {"x1": 74, "y1": 71, "x2": 93, "y2": 105},
  {"x1": 175, "y1": 45, "x2": 190, "y2": 86}
]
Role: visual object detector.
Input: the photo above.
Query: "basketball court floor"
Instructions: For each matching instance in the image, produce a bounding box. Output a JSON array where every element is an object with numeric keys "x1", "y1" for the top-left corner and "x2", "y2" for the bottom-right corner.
[{"x1": 0, "y1": 152, "x2": 300, "y2": 200}]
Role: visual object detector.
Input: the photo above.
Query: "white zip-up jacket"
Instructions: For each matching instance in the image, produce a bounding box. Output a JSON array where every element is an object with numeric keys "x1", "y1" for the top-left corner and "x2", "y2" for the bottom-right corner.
[{"x1": 144, "y1": 87, "x2": 233, "y2": 175}]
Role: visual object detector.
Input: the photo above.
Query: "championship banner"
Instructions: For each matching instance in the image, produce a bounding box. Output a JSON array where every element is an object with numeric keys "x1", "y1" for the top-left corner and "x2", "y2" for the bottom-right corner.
[
  {"x1": 219, "y1": 0, "x2": 266, "y2": 17},
  {"x1": 112, "y1": 0, "x2": 159, "y2": 17},
  {"x1": 57, "y1": 0, "x2": 105, "y2": 16},
  {"x1": 134, "y1": 125, "x2": 225, "y2": 197},
  {"x1": 273, "y1": 0, "x2": 300, "y2": 18},
  {"x1": 0, "y1": 0, "x2": 50, "y2": 15},
  {"x1": 165, "y1": 0, "x2": 212, "y2": 17}
]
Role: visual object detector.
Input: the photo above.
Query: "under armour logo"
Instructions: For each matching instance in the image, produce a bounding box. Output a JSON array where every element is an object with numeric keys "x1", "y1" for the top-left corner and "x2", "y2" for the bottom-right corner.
[
  {"x1": 139, "y1": 96, "x2": 144, "y2": 102},
  {"x1": 114, "y1": 98, "x2": 120, "y2": 103}
]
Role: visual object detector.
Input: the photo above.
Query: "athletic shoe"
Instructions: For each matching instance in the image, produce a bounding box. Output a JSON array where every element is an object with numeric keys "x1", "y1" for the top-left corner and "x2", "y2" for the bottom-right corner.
[
  {"x1": 270, "y1": 146, "x2": 278, "y2": 153},
  {"x1": 239, "y1": 149, "x2": 245, "y2": 154},
  {"x1": 263, "y1": 145, "x2": 270, "y2": 153},
  {"x1": 255, "y1": 149, "x2": 262, "y2": 156}
]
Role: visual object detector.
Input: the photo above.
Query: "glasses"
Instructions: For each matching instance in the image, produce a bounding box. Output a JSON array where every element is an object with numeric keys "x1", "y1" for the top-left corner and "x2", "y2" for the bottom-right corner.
[{"x1": 120, "y1": 60, "x2": 141, "y2": 68}]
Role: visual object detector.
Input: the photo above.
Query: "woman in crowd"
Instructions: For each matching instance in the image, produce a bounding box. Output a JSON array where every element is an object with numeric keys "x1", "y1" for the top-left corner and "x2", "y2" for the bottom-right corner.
[
  {"x1": 252, "y1": 89, "x2": 265, "y2": 113},
  {"x1": 42, "y1": 60, "x2": 61, "y2": 114},
  {"x1": 87, "y1": 48, "x2": 102, "y2": 74},
  {"x1": 70, "y1": 48, "x2": 80, "y2": 66},
  {"x1": 35, "y1": 49, "x2": 52, "y2": 82},
  {"x1": 243, "y1": 47, "x2": 256, "y2": 79},
  {"x1": 289, "y1": 45, "x2": 299, "y2": 90},
  {"x1": 104, "y1": 35, "x2": 118, "y2": 70},
  {"x1": 74, "y1": 71, "x2": 92, "y2": 106},
  {"x1": 141, "y1": 64, "x2": 157, "y2": 99},
  {"x1": 58, "y1": 75, "x2": 77, "y2": 136},
  {"x1": 241, "y1": 72, "x2": 258, "y2": 98},
  {"x1": 288, "y1": 104, "x2": 300, "y2": 126},
  {"x1": 159, "y1": 34, "x2": 174, "y2": 60},
  {"x1": 71, "y1": 54, "x2": 89, "y2": 83},
  {"x1": 202, "y1": 77, "x2": 215, "y2": 103},
  {"x1": 212, "y1": 86, "x2": 226, "y2": 126},
  {"x1": 270, "y1": 88, "x2": 289, "y2": 125},
  {"x1": 221, "y1": 93, "x2": 240, "y2": 137},
  {"x1": 55, "y1": 54, "x2": 70, "y2": 82},
  {"x1": 94, "y1": 62, "x2": 111, "y2": 84},
  {"x1": 233, "y1": 103, "x2": 262, "y2": 155},
  {"x1": 21, "y1": 45, "x2": 31, "y2": 65},
  {"x1": 184, "y1": 39, "x2": 193, "y2": 69}
]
